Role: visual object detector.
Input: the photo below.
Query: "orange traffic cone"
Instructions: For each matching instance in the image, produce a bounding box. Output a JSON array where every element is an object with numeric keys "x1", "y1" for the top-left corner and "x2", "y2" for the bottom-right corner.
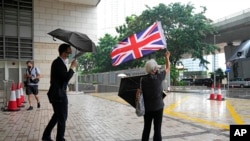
[
  {"x1": 216, "y1": 83, "x2": 223, "y2": 101},
  {"x1": 209, "y1": 84, "x2": 215, "y2": 100},
  {"x1": 16, "y1": 83, "x2": 24, "y2": 107},
  {"x1": 7, "y1": 83, "x2": 20, "y2": 111},
  {"x1": 19, "y1": 83, "x2": 26, "y2": 103}
]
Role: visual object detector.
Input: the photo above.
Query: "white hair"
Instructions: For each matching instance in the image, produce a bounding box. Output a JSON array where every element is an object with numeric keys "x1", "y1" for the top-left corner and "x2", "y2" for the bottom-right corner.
[{"x1": 144, "y1": 59, "x2": 161, "y2": 74}]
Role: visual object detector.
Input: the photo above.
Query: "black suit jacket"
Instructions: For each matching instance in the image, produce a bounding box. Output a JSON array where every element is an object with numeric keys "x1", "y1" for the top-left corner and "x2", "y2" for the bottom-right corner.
[{"x1": 47, "y1": 57, "x2": 74, "y2": 103}]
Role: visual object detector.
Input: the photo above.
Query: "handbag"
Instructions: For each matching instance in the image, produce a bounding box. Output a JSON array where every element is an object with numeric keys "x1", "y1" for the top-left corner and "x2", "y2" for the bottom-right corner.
[
  {"x1": 24, "y1": 67, "x2": 39, "y2": 85},
  {"x1": 135, "y1": 77, "x2": 145, "y2": 117},
  {"x1": 31, "y1": 78, "x2": 39, "y2": 83},
  {"x1": 23, "y1": 80, "x2": 28, "y2": 87},
  {"x1": 31, "y1": 67, "x2": 39, "y2": 83}
]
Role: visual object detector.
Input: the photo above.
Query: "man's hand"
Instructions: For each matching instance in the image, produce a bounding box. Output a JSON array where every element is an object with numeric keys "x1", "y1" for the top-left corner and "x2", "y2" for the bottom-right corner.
[{"x1": 24, "y1": 74, "x2": 31, "y2": 78}]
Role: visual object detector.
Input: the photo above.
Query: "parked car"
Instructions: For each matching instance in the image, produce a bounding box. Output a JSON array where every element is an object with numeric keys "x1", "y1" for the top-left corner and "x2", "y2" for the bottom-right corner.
[
  {"x1": 193, "y1": 78, "x2": 213, "y2": 87},
  {"x1": 228, "y1": 78, "x2": 250, "y2": 88}
]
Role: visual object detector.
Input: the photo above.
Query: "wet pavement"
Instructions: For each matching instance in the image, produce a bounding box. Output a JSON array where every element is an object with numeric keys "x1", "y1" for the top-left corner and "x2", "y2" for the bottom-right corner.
[{"x1": 0, "y1": 89, "x2": 250, "y2": 141}]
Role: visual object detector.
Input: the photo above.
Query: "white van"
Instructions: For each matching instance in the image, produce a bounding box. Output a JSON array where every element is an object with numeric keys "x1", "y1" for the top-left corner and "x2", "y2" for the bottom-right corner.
[{"x1": 229, "y1": 78, "x2": 250, "y2": 88}]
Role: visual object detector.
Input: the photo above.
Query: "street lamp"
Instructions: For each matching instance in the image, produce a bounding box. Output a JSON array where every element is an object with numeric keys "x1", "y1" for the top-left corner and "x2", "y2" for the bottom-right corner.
[{"x1": 213, "y1": 34, "x2": 220, "y2": 88}]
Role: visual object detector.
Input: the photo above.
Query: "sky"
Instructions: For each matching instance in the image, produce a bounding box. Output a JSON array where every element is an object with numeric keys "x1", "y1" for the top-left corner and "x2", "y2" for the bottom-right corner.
[
  {"x1": 98, "y1": 0, "x2": 250, "y2": 71},
  {"x1": 142, "y1": 0, "x2": 250, "y2": 71},
  {"x1": 98, "y1": 0, "x2": 250, "y2": 37},
  {"x1": 144, "y1": 0, "x2": 250, "y2": 21}
]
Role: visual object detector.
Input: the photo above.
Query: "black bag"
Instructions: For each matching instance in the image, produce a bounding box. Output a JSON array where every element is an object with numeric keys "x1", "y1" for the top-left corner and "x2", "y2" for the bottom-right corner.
[
  {"x1": 25, "y1": 67, "x2": 39, "y2": 84},
  {"x1": 23, "y1": 80, "x2": 28, "y2": 87},
  {"x1": 31, "y1": 78, "x2": 39, "y2": 83}
]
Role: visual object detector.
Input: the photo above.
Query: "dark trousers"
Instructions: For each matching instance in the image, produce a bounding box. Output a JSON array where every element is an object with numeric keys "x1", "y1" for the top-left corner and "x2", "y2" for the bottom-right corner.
[
  {"x1": 142, "y1": 108, "x2": 163, "y2": 141},
  {"x1": 42, "y1": 99, "x2": 68, "y2": 141}
]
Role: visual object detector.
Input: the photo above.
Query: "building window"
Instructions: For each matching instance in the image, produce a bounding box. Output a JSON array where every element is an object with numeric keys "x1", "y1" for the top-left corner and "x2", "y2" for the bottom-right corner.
[{"x1": 0, "y1": 0, "x2": 33, "y2": 60}]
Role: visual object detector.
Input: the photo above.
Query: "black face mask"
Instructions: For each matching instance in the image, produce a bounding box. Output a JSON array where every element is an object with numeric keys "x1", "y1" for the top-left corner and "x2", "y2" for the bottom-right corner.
[{"x1": 28, "y1": 66, "x2": 32, "y2": 69}]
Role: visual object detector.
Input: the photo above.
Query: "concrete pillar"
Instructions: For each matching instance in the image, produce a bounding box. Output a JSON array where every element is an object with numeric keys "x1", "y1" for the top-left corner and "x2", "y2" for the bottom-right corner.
[{"x1": 224, "y1": 41, "x2": 250, "y2": 79}]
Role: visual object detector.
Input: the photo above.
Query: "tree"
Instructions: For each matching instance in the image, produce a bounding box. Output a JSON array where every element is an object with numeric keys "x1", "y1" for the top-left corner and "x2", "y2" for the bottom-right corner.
[
  {"x1": 116, "y1": 2, "x2": 219, "y2": 68},
  {"x1": 210, "y1": 68, "x2": 226, "y2": 84},
  {"x1": 77, "y1": 34, "x2": 117, "y2": 73},
  {"x1": 93, "y1": 34, "x2": 118, "y2": 72},
  {"x1": 79, "y1": 2, "x2": 219, "y2": 76},
  {"x1": 77, "y1": 52, "x2": 95, "y2": 74}
]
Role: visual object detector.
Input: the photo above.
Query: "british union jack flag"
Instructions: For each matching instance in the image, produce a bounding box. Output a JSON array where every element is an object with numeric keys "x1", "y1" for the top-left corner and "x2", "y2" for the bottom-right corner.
[{"x1": 110, "y1": 21, "x2": 166, "y2": 66}]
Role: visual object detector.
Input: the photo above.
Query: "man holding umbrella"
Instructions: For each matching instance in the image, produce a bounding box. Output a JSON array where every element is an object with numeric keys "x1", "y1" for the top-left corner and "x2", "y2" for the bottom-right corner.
[
  {"x1": 43, "y1": 28, "x2": 96, "y2": 141},
  {"x1": 42, "y1": 44, "x2": 77, "y2": 141}
]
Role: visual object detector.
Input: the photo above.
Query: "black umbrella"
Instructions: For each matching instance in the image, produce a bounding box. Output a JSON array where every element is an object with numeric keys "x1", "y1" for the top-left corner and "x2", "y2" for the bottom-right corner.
[
  {"x1": 68, "y1": 47, "x2": 85, "y2": 62},
  {"x1": 228, "y1": 40, "x2": 250, "y2": 62},
  {"x1": 118, "y1": 75, "x2": 145, "y2": 108},
  {"x1": 118, "y1": 74, "x2": 166, "y2": 108},
  {"x1": 48, "y1": 28, "x2": 96, "y2": 53}
]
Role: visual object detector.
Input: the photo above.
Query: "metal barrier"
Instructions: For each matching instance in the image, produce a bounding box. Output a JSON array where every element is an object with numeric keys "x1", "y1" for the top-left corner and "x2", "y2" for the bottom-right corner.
[{"x1": 1, "y1": 80, "x2": 14, "y2": 111}]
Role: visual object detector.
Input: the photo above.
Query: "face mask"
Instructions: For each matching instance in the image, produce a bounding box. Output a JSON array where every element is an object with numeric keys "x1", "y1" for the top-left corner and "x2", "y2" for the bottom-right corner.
[{"x1": 28, "y1": 66, "x2": 32, "y2": 69}]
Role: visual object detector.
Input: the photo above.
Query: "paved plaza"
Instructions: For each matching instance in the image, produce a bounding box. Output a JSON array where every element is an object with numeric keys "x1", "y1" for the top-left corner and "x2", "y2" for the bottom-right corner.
[{"x1": 1, "y1": 90, "x2": 250, "y2": 141}]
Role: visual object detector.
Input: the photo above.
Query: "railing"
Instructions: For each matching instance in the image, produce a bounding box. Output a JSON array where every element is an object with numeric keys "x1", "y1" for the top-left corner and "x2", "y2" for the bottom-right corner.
[
  {"x1": 213, "y1": 8, "x2": 250, "y2": 24},
  {"x1": 0, "y1": 80, "x2": 14, "y2": 111}
]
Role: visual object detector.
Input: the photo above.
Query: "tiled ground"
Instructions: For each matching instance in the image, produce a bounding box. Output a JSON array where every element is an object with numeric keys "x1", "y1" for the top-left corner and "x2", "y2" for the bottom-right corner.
[{"x1": 1, "y1": 90, "x2": 248, "y2": 141}]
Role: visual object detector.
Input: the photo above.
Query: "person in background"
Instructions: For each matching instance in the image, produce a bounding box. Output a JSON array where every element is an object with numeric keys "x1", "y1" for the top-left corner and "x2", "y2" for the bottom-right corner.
[
  {"x1": 140, "y1": 51, "x2": 171, "y2": 141},
  {"x1": 42, "y1": 43, "x2": 77, "y2": 141},
  {"x1": 24, "y1": 60, "x2": 41, "y2": 111}
]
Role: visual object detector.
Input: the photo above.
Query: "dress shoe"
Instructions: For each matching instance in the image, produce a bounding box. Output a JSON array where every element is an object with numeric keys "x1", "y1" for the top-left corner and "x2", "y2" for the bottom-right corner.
[{"x1": 27, "y1": 106, "x2": 33, "y2": 111}]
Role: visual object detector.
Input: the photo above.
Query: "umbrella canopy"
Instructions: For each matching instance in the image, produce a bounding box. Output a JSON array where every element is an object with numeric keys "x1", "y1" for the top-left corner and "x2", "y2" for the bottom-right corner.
[
  {"x1": 118, "y1": 74, "x2": 167, "y2": 108},
  {"x1": 117, "y1": 73, "x2": 127, "y2": 78},
  {"x1": 118, "y1": 75, "x2": 145, "y2": 108},
  {"x1": 48, "y1": 28, "x2": 96, "y2": 53},
  {"x1": 68, "y1": 47, "x2": 85, "y2": 63},
  {"x1": 228, "y1": 40, "x2": 250, "y2": 62}
]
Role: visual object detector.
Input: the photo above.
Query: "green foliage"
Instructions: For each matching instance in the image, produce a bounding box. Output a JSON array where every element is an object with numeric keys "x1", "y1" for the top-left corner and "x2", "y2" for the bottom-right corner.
[
  {"x1": 119, "y1": 3, "x2": 218, "y2": 68},
  {"x1": 77, "y1": 52, "x2": 95, "y2": 74},
  {"x1": 93, "y1": 34, "x2": 118, "y2": 72},
  {"x1": 77, "y1": 34, "x2": 116, "y2": 73},
  {"x1": 79, "y1": 2, "x2": 219, "y2": 74},
  {"x1": 170, "y1": 65, "x2": 179, "y2": 85},
  {"x1": 210, "y1": 68, "x2": 226, "y2": 83}
]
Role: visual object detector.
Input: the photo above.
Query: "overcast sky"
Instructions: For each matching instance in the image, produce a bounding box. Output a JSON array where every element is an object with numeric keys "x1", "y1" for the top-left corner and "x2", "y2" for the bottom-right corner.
[
  {"x1": 146, "y1": 0, "x2": 250, "y2": 21},
  {"x1": 98, "y1": 0, "x2": 250, "y2": 37}
]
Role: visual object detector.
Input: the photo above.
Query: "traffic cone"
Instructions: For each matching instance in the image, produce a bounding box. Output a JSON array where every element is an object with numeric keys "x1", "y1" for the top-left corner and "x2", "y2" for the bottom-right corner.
[
  {"x1": 16, "y1": 83, "x2": 24, "y2": 107},
  {"x1": 7, "y1": 83, "x2": 20, "y2": 111},
  {"x1": 209, "y1": 84, "x2": 215, "y2": 100},
  {"x1": 20, "y1": 83, "x2": 26, "y2": 103},
  {"x1": 216, "y1": 83, "x2": 223, "y2": 101}
]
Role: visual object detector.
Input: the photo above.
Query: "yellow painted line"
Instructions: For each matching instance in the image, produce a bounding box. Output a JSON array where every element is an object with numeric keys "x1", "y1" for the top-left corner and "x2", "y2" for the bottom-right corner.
[
  {"x1": 166, "y1": 111, "x2": 229, "y2": 130},
  {"x1": 164, "y1": 96, "x2": 189, "y2": 113},
  {"x1": 91, "y1": 93, "x2": 129, "y2": 105},
  {"x1": 163, "y1": 96, "x2": 229, "y2": 130},
  {"x1": 91, "y1": 93, "x2": 242, "y2": 130},
  {"x1": 226, "y1": 100, "x2": 245, "y2": 124}
]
